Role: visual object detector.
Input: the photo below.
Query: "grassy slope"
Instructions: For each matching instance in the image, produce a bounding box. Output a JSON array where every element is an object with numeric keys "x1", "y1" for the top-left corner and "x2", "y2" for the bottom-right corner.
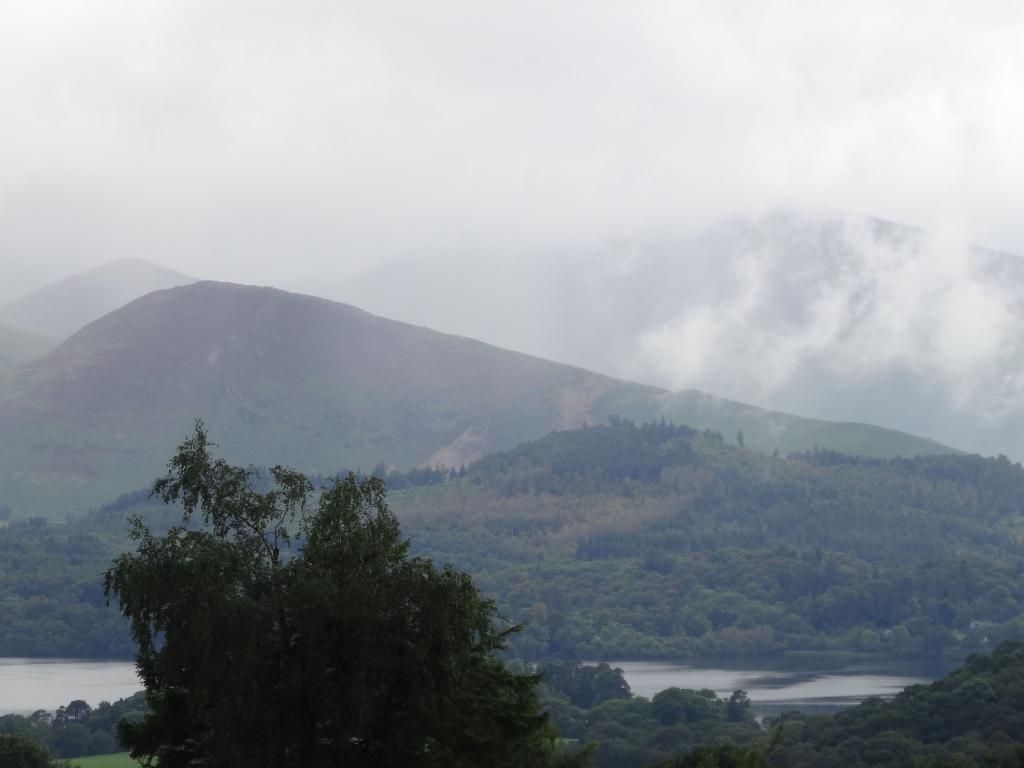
[
  {"x1": 69, "y1": 753, "x2": 138, "y2": 768},
  {"x1": 0, "y1": 281, "x2": 955, "y2": 518}
]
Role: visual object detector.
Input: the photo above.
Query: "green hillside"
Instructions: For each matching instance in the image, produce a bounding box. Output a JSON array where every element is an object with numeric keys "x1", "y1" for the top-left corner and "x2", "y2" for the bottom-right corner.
[
  {"x1": 0, "y1": 281, "x2": 953, "y2": 518},
  {"x1": 769, "y1": 640, "x2": 1024, "y2": 767},
  {"x1": 390, "y1": 422, "x2": 1024, "y2": 660},
  {"x1": 0, "y1": 421, "x2": 1017, "y2": 662}
]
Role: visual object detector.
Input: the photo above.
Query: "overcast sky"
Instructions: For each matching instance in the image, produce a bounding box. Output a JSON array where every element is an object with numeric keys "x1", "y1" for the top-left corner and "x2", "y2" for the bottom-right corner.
[
  {"x1": 10, "y1": 1, "x2": 1024, "y2": 452},
  {"x1": 4, "y1": 0, "x2": 1024, "y2": 302}
]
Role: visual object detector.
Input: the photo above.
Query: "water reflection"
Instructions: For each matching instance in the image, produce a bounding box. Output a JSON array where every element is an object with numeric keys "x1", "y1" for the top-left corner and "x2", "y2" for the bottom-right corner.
[
  {"x1": 599, "y1": 658, "x2": 951, "y2": 714},
  {"x1": 0, "y1": 658, "x2": 140, "y2": 715}
]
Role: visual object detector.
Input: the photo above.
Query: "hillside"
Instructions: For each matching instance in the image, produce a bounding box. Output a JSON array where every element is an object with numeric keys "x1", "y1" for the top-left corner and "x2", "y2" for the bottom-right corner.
[
  {"x1": 390, "y1": 421, "x2": 1024, "y2": 660},
  {"x1": 342, "y1": 212, "x2": 1024, "y2": 460},
  {"x1": 0, "y1": 257, "x2": 196, "y2": 339},
  {"x1": 769, "y1": 640, "x2": 1024, "y2": 767},
  {"x1": 0, "y1": 281, "x2": 953, "y2": 517},
  {"x1": 0, "y1": 323, "x2": 54, "y2": 369},
  {"x1": 2, "y1": 420, "x2": 1018, "y2": 662}
]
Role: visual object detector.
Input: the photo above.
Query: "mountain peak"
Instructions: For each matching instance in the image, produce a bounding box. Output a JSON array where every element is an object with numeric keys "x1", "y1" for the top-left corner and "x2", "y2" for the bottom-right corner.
[
  {"x1": 0, "y1": 258, "x2": 197, "y2": 340},
  {"x1": 0, "y1": 280, "x2": 955, "y2": 518}
]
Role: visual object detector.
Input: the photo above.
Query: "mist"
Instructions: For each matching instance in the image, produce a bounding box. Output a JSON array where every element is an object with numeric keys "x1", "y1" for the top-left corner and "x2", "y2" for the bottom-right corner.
[
  {"x1": 4, "y1": 2, "x2": 1024, "y2": 291},
  {"x1": 5, "y1": 2, "x2": 1024, "y2": 452}
]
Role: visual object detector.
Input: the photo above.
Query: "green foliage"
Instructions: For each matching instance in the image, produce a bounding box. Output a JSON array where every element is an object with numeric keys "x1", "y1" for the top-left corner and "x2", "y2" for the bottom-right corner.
[
  {"x1": 769, "y1": 640, "x2": 1024, "y2": 767},
  {"x1": 0, "y1": 733, "x2": 59, "y2": 768},
  {"x1": 539, "y1": 662, "x2": 632, "y2": 708},
  {"x1": 68, "y1": 754, "x2": 139, "y2": 768},
  {"x1": 104, "y1": 424, "x2": 561, "y2": 768},
  {"x1": 469, "y1": 420, "x2": 698, "y2": 495},
  {"x1": 0, "y1": 694, "x2": 146, "y2": 760},
  {"x1": 659, "y1": 745, "x2": 767, "y2": 768},
  {"x1": 545, "y1": 647, "x2": 1024, "y2": 767},
  {"x1": 391, "y1": 421, "x2": 1024, "y2": 660},
  {"x1": 536, "y1": 671, "x2": 763, "y2": 768},
  {"x1": 0, "y1": 516, "x2": 134, "y2": 658},
  {"x1": 3, "y1": 419, "x2": 1024, "y2": 661}
]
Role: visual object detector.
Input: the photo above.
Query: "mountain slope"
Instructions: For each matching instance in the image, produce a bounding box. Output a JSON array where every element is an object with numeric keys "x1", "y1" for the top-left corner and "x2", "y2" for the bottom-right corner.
[
  {"x1": 772, "y1": 641, "x2": 1024, "y2": 767},
  {"x1": 0, "y1": 257, "x2": 196, "y2": 339},
  {"x1": 0, "y1": 281, "x2": 953, "y2": 517},
  {"x1": 341, "y1": 212, "x2": 1024, "y2": 459},
  {"x1": 0, "y1": 420, "x2": 1013, "y2": 662},
  {"x1": 388, "y1": 421, "x2": 1024, "y2": 660},
  {"x1": 0, "y1": 323, "x2": 55, "y2": 369}
]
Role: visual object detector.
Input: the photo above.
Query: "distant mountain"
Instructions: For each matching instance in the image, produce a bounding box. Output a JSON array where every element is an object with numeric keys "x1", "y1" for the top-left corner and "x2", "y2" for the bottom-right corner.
[
  {"x1": 0, "y1": 323, "x2": 55, "y2": 369},
  {"x1": 0, "y1": 281, "x2": 953, "y2": 517},
  {"x1": 0, "y1": 257, "x2": 196, "y2": 339},
  {"x1": 340, "y1": 212, "x2": 1024, "y2": 459}
]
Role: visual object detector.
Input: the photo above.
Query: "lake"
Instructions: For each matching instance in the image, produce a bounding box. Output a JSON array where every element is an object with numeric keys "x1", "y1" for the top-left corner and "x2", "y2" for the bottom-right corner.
[
  {"x1": 0, "y1": 658, "x2": 140, "y2": 715},
  {"x1": 0, "y1": 656, "x2": 950, "y2": 717},
  {"x1": 601, "y1": 657, "x2": 952, "y2": 714}
]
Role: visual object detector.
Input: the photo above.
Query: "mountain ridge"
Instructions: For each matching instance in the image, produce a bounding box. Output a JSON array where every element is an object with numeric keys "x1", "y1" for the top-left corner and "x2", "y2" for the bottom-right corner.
[
  {"x1": 0, "y1": 257, "x2": 197, "y2": 339},
  {"x1": 0, "y1": 280, "x2": 955, "y2": 517}
]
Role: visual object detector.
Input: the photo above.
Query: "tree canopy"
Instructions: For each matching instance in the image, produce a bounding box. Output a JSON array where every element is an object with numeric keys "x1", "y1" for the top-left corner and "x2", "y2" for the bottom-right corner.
[
  {"x1": 104, "y1": 423, "x2": 562, "y2": 767},
  {"x1": 0, "y1": 734, "x2": 58, "y2": 768}
]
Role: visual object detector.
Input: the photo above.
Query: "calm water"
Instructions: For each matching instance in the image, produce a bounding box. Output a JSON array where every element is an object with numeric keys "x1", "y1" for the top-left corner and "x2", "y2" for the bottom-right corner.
[
  {"x1": 0, "y1": 658, "x2": 140, "y2": 715},
  {"x1": 602, "y1": 658, "x2": 951, "y2": 714},
  {"x1": 0, "y1": 656, "x2": 949, "y2": 717}
]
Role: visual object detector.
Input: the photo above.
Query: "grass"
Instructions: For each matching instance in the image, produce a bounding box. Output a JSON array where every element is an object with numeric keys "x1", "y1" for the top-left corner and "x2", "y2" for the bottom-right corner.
[{"x1": 68, "y1": 753, "x2": 139, "y2": 768}]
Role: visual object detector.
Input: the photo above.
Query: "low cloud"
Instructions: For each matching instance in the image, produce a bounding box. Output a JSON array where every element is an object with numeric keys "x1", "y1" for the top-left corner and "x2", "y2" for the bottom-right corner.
[{"x1": 630, "y1": 213, "x2": 1024, "y2": 423}]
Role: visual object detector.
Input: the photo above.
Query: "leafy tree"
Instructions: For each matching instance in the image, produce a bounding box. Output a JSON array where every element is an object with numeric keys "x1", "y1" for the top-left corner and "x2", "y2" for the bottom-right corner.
[
  {"x1": 725, "y1": 691, "x2": 752, "y2": 723},
  {"x1": 105, "y1": 423, "x2": 562, "y2": 768},
  {"x1": 0, "y1": 734, "x2": 58, "y2": 768}
]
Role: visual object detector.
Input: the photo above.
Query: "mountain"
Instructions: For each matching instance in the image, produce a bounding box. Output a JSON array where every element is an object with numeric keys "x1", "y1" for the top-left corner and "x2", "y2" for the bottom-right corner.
[
  {"x1": 0, "y1": 280, "x2": 953, "y2": 517},
  {"x1": 339, "y1": 211, "x2": 1024, "y2": 459},
  {"x1": 0, "y1": 323, "x2": 55, "y2": 369},
  {"x1": 0, "y1": 257, "x2": 196, "y2": 339}
]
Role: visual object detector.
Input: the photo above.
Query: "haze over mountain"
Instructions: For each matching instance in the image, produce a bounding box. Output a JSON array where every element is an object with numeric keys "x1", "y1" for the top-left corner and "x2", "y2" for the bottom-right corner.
[
  {"x1": 341, "y1": 211, "x2": 1024, "y2": 459},
  {"x1": 0, "y1": 280, "x2": 950, "y2": 518},
  {"x1": 0, "y1": 257, "x2": 197, "y2": 340},
  {"x1": 0, "y1": 324, "x2": 55, "y2": 370}
]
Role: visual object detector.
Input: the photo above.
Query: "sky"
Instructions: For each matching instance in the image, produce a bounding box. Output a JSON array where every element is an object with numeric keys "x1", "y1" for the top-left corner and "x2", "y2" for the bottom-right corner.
[
  {"x1": 4, "y1": 1, "x2": 1024, "y2": 297},
  {"x1": 6, "y1": 1, "x2": 1024, "y2": 451}
]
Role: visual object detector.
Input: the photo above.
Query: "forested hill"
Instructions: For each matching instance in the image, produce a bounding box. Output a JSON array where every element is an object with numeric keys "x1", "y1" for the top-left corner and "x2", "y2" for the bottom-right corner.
[
  {"x1": 0, "y1": 281, "x2": 952, "y2": 518},
  {"x1": 0, "y1": 419, "x2": 1018, "y2": 661},
  {"x1": 389, "y1": 421, "x2": 1024, "y2": 661},
  {"x1": 768, "y1": 640, "x2": 1024, "y2": 767},
  {"x1": 401, "y1": 420, "x2": 1024, "y2": 567}
]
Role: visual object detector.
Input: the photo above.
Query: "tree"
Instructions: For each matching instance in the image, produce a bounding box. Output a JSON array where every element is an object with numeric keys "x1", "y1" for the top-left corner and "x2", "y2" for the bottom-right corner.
[
  {"x1": 0, "y1": 734, "x2": 57, "y2": 768},
  {"x1": 726, "y1": 690, "x2": 752, "y2": 722},
  {"x1": 105, "y1": 423, "x2": 562, "y2": 768}
]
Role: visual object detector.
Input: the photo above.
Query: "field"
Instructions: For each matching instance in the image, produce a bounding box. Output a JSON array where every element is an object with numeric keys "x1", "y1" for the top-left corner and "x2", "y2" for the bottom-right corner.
[{"x1": 69, "y1": 753, "x2": 138, "y2": 768}]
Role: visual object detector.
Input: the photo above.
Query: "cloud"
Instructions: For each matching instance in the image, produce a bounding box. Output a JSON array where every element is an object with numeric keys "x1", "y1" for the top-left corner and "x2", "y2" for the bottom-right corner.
[
  {"x1": 630, "y1": 213, "x2": 1024, "y2": 422},
  {"x1": 6, "y1": 1, "x2": 1024, "y2": 451},
  {"x1": 4, "y1": 0, "x2": 1024, "y2": 297}
]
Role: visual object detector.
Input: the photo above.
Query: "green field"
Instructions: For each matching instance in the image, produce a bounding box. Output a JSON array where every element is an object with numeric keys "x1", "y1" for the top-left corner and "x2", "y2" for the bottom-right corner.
[{"x1": 69, "y1": 753, "x2": 139, "y2": 768}]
